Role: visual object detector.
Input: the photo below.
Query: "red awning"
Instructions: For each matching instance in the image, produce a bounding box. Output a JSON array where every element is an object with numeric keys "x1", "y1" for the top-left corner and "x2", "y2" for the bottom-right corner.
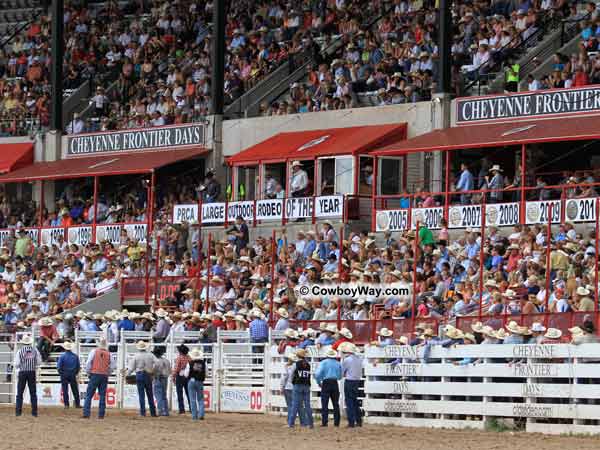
[
  {"x1": 0, "y1": 142, "x2": 33, "y2": 174},
  {"x1": 373, "y1": 115, "x2": 600, "y2": 156},
  {"x1": 227, "y1": 123, "x2": 407, "y2": 166},
  {"x1": 0, "y1": 146, "x2": 207, "y2": 183}
]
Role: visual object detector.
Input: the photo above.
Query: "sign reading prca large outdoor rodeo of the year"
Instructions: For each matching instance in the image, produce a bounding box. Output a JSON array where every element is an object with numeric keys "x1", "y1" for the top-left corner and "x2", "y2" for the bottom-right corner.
[
  {"x1": 456, "y1": 87, "x2": 600, "y2": 124},
  {"x1": 66, "y1": 124, "x2": 205, "y2": 156}
]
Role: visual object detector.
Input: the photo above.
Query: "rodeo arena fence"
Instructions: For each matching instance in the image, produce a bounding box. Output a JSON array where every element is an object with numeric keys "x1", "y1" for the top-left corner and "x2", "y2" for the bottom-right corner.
[{"x1": 2, "y1": 329, "x2": 600, "y2": 434}]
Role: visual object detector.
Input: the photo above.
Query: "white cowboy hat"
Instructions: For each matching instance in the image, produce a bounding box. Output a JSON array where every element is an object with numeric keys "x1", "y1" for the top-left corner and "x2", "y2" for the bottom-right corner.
[
  {"x1": 489, "y1": 164, "x2": 503, "y2": 172},
  {"x1": 494, "y1": 329, "x2": 508, "y2": 340},
  {"x1": 480, "y1": 325, "x2": 496, "y2": 337},
  {"x1": 284, "y1": 328, "x2": 299, "y2": 339},
  {"x1": 471, "y1": 321, "x2": 484, "y2": 333},
  {"x1": 397, "y1": 336, "x2": 409, "y2": 345},
  {"x1": 506, "y1": 320, "x2": 524, "y2": 334},
  {"x1": 544, "y1": 328, "x2": 562, "y2": 339},
  {"x1": 503, "y1": 289, "x2": 516, "y2": 298},
  {"x1": 326, "y1": 324, "x2": 337, "y2": 333},
  {"x1": 39, "y1": 317, "x2": 53, "y2": 326},
  {"x1": 189, "y1": 348, "x2": 204, "y2": 360},
  {"x1": 291, "y1": 160, "x2": 302, "y2": 167},
  {"x1": 576, "y1": 287, "x2": 590, "y2": 296},
  {"x1": 135, "y1": 340, "x2": 150, "y2": 351},
  {"x1": 277, "y1": 308, "x2": 289, "y2": 319},
  {"x1": 155, "y1": 308, "x2": 169, "y2": 318},
  {"x1": 446, "y1": 328, "x2": 464, "y2": 339},
  {"x1": 19, "y1": 334, "x2": 33, "y2": 345},
  {"x1": 378, "y1": 327, "x2": 393, "y2": 337},
  {"x1": 463, "y1": 333, "x2": 477, "y2": 343},
  {"x1": 568, "y1": 326, "x2": 583, "y2": 337},
  {"x1": 182, "y1": 288, "x2": 193, "y2": 295},
  {"x1": 324, "y1": 349, "x2": 338, "y2": 358},
  {"x1": 339, "y1": 342, "x2": 358, "y2": 354},
  {"x1": 61, "y1": 341, "x2": 75, "y2": 351},
  {"x1": 339, "y1": 327, "x2": 353, "y2": 339},
  {"x1": 530, "y1": 322, "x2": 546, "y2": 333}
]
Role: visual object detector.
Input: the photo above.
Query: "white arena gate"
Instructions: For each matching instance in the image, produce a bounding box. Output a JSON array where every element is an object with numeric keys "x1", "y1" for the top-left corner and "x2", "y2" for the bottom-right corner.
[{"x1": 8, "y1": 330, "x2": 600, "y2": 435}]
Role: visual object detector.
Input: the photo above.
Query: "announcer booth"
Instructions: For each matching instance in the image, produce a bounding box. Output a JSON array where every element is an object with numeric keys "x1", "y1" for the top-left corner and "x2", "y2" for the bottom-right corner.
[
  {"x1": 215, "y1": 123, "x2": 407, "y2": 227},
  {"x1": 0, "y1": 123, "x2": 207, "y2": 267}
]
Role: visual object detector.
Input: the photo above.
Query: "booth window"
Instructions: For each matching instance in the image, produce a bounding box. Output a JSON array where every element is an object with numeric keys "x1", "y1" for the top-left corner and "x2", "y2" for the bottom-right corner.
[
  {"x1": 379, "y1": 157, "x2": 402, "y2": 195},
  {"x1": 263, "y1": 163, "x2": 286, "y2": 199}
]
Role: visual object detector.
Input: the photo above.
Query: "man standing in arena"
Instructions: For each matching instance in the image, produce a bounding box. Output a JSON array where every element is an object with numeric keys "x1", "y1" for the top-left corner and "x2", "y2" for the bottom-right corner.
[
  {"x1": 57, "y1": 341, "x2": 81, "y2": 408},
  {"x1": 314, "y1": 348, "x2": 342, "y2": 427},
  {"x1": 288, "y1": 349, "x2": 313, "y2": 428},
  {"x1": 83, "y1": 338, "x2": 114, "y2": 419},
  {"x1": 14, "y1": 334, "x2": 41, "y2": 417},
  {"x1": 341, "y1": 343, "x2": 363, "y2": 427}
]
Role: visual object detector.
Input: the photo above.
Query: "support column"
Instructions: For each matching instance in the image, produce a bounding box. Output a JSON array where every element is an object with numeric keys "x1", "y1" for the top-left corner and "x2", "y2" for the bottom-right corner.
[{"x1": 50, "y1": 0, "x2": 64, "y2": 132}]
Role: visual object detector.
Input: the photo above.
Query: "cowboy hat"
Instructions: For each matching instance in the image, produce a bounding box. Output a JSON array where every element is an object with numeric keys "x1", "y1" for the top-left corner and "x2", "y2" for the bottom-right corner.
[
  {"x1": 530, "y1": 322, "x2": 546, "y2": 333},
  {"x1": 61, "y1": 341, "x2": 75, "y2": 351},
  {"x1": 471, "y1": 321, "x2": 484, "y2": 333},
  {"x1": 277, "y1": 308, "x2": 289, "y2": 319},
  {"x1": 505, "y1": 321, "x2": 524, "y2": 334},
  {"x1": 421, "y1": 328, "x2": 436, "y2": 338},
  {"x1": 544, "y1": 328, "x2": 562, "y2": 340},
  {"x1": 463, "y1": 333, "x2": 476, "y2": 343},
  {"x1": 446, "y1": 328, "x2": 464, "y2": 339},
  {"x1": 339, "y1": 328, "x2": 353, "y2": 339},
  {"x1": 284, "y1": 328, "x2": 299, "y2": 339},
  {"x1": 489, "y1": 164, "x2": 503, "y2": 172},
  {"x1": 295, "y1": 349, "x2": 307, "y2": 358},
  {"x1": 324, "y1": 349, "x2": 338, "y2": 358},
  {"x1": 326, "y1": 324, "x2": 337, "y2": 333},
  {"x1": 135, "y1": 340, "x2": 150, "y2": 351},
  {"x1": 338, "y1": 342, "x2": 358, "y2": 354},
  {"x1": 291, "y1": 160, "x2": 303, "y2": 168},
  {"x1": 19, "y1": 334, "x2": 34, "y2": 345},
  {"x1": 39, "y1": 317, "x2": 53, "y2": 326},
  {"x1": 189, "y1": 348, "x2": 204, "y2": 360},
  {"x1": 378, "y1": 327, "x2": 393, "y2": 337},
  {"x1": 480, "y1": 325, "x2": 496, "y2": 338},
  {"x1": 568, "y1": 326, "x2": 583, "y2": 337},
  {"x1": 576, "y1": 287, "x2": 591, "y2": 296},
  {"x1": 494, "y1": 329, "x2": 508, "y2": 340}
]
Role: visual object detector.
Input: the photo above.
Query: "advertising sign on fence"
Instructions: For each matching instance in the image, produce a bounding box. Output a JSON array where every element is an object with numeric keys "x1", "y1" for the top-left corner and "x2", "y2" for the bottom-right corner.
[
  {"x1": 219, "y1": 387, "x2": 264, "y2": 413},
  {"x1": 485, "y1": 202, "x2": 520, "y2": 227},
  {"x1": 40, "y1": 227, "x2": 65, "y2": 246},
  {"x1": 67, "y1": 226, "x2": 93, "y2": 246},
  {"x1": 173, "y1": 204, "x2": 199, "y2": 224},
  {"x1": 411, "y1": 207, "x2": 443, "y2": 230},
  {"x1": 448, "y1": 205, "x2": 482, "y2": 229},
  {"x1": 375, "y1": 209, "x2": 409, "y2": 232},
  {"x1": 525, "y1": 200, "x2": 561, "y2": 225},
  {"x1": 564, "y1": 197, "x2": 596, "y2": 222},
  {"x1": 255, "y1": 199, "x2": 283, "y2": 220}
]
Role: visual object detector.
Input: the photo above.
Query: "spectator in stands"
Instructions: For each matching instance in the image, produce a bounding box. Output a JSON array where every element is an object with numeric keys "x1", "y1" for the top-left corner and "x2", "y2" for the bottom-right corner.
[
  {"x1": 456, "y1": 163, "x2": 474, "y2": 204},
  {"x1": 290, "y1": 161, "x2": 309, "y2": 198}
]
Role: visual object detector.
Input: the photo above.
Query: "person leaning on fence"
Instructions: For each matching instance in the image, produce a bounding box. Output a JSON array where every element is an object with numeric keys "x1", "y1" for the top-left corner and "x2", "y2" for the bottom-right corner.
[
  {"x1": 173, "y1": 344, "x2": 191, "y2": 414},
  {"x1": 57, "y1": 341, "x2": 81, "y2": 409},
  {"x1": 126, "y1": 340, "x2": 157, "y2": 417},
  {"x1": 288, "y1": 348, "x2": 313, "y2": 429},
  {"x1": 315, "y1": 348, "x2": 342, "y2": 427},
  {"x1": 340, "y1": 342, "x2": 363, "y2": 428},
  {"x1": 152, "y1": 346, "x2": 171, "y2": 417},
  {"x1": 183, "y1": 348, "x2": 206, "y2": 421},
  {"x1": 83, "y1": 338, "x2": 114, "y2": 419},
  {"x1": 14, "y1": 334, "x2": 41, "y2": 417}
]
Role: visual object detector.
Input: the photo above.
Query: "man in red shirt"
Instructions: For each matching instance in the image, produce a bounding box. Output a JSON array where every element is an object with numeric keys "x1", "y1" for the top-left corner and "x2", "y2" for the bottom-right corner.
[{"x1": 37, "y1": 317, "x2": 59, "y2": 361}]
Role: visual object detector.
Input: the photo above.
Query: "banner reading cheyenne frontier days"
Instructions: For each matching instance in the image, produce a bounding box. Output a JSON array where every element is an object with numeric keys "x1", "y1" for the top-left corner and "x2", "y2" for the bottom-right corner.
[
  {"x1": 66, "y1": 124, "x2": 205, "y2": 156},
  {"x1": 456, "y1": 87, "x2": 600, "y2": 124}
]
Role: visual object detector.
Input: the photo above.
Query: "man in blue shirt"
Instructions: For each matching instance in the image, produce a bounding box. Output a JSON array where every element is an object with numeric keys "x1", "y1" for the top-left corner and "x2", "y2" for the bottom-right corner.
[
  {"x1": 456, "y1": 163, "x2": 474, "y2": 205},
  {"x1": 118, "y1": 312, "x2": 135, "y2": 331},
  {"x1": 56, "y1": 341, "x2": 81, "y2": 408},
  {"x1": 314, "y1": 349, "x2": 342, "y2": 427},
  {"x1": 340, "y1": 342, "x2": 363, "y2": 427}
]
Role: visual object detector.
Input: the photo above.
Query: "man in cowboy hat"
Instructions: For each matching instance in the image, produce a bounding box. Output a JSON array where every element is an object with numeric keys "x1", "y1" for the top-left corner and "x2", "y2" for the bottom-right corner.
[
  {"x1": 83, "y1": 338, "x2": 115, "y2": 419},
  {"x1": 153, "y1": 308, "x2": 171, "y2": 343},
  {"x1": 340, "y1": 342, "x2": 363, "y2": 427},
  {"x1": 290, "y1": 160, "x2": 308, "y2": 198},
  {"x1": 332, "y1": 327, "x2": 353, "y2": 351},
  {"x1": 37, "y1": 316, "x2": 59, "y2": 361},
  {"x1": 172, "y1": 344, "x2": 191, "y2": 414},
  {"x1": 183, "y1": 347, "x2": 206, "y2": 420},
  {"x1": 485, "y1": 164, "x2": 504, "y2": 203},
  {"x1": 126, "y1": 340, "x2": 157, "y2": 417},
  {"x1": 274, "y1": 307, "x2": 290, "y2": 331},
  {"x1": 288, "y1": 349, "x2": 313, "y2": 428},
  {"x1": 57, "y1": 341, "x2": 81, "y2": 408},
  {"x1": 14, "y1": 334, "x2": 41, "y2": 417},
  {"x1": 314, "y1": 348, "x2": 342, "y2": 427}
]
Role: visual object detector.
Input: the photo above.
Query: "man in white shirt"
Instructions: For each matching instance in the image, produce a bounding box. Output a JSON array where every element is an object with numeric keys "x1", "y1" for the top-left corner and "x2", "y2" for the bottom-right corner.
[
  {"x1": 66, "y1": 112, "x2": 85, "y2": 134},
  {"x1": 290, "y1": 160, "x2": 308, "y2": 197},
  {"x1": 527, "y1": 74, "x2": 541, "y2": 91},
  {"x1": 95, "y1": 271, "x2": 117, "y2": 296}
]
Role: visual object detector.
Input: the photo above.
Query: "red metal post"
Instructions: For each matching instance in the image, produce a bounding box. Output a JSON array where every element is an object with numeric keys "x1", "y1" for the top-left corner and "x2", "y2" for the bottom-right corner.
[
  {"x1": 337, "y1": 226, "x2": 344, "y2": 328},
  {"x1": 444, "y1": 151, "x2": 451, "y2": 221},
  {"x1": 205, "y1": 232, "x2": 212, "y2": 313},
  {"x1": 544, "y1": 203, "x2": 553, "y2": 313},
  {"x1": 478, "y1": 195, "x2": 486, "y2": 319},
  {"x1": 91, "y1": 176, "x2": 99, "y2": 244},
  {"x1": 371, "y1": 157, "x2": 378, "y2": 232},
  {"x1": 595, "y1": 198, "x2": 599, "y2": 310},
  {"x1": 520, "y1": 144, "x2": 526, "y2": 224},
  {"x1": 144, "y1": 178, "x2": 151, "y2": 305},
  {"x1": 38, "y1": 180, "x2": 44, "y2": 246},
  {"x1": 269, "y1": 228, "x2": 276, "y2": 325},
  {"x1": 412, "y1": 221, "x2": 420, "y2": 322}
]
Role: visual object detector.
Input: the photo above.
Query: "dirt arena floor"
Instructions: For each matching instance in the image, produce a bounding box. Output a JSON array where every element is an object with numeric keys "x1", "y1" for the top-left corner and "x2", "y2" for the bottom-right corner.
[{"x1": 2, "y1": 406, "x2": 600, "y2": 450}]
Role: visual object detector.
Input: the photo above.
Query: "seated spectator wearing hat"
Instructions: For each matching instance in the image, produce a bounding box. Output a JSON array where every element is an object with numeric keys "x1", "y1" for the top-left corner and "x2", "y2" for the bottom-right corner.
[
  {"x1": 126, "y1": 340, "x2": 157, "y2": 417},
  {"x1": 278, "y1": 328, "x2": 300, "y2": 354},
  {"x1": 183, "y1": 348, "x2": 207, "y2": 421},
  {"x1": 572, "y1": 320, "x2": 598, "y2": 344},
  {"x1": 528, "y1": 322, "x2": 547, "y2": 344},
  {"x1": 316, "y1": 323, "x2": 337, "y2": 347},
  {"x1": 153, "y1": 309, "x2": 171, "y2": 343},
  {"x1": 37, "y1": 316, "x2": 59, "y2": 362},
  {"x1": 288, "y1": 349, "x2": 313, "y2": 429},
  {"x1": 332, "y1": 327, "x2": 353, "y2": 351},
  {"x1": 57, "y1": 341, "x2": 81, "y2": 409},
  {"x1": 172, "y1": 344, "x2": 191, "y2": 415},
  {"x1": 315, "y1": 348, "x2": 342, "y2": 427},
  {"x1": 274, "y1": 307, "x2": 290, "y2": 331}
]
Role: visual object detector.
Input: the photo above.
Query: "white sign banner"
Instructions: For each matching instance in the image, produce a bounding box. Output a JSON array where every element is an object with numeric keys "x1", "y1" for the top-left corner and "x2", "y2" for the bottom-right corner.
[
  {"x1": 448, "y1": 205, "x2": 482, "y2": 229},
  {"x1": 226, "y1": 201, "x2": 255, "y2": 222},
  {"x1": 173, "y1": 204, "x2": 199, "y2": 224},
  {"x1": 201, "y1": 203, "x2": 226, "y2": 224},
  {"x1": 375, "y1": 209, "x2": 409, "y2": 232},
  {"x1": 564, "y1": 197, "x2": 596, "y2": 222},
  {"x1": 255, "y1": 199, "x2": 283, "y2": 220},
  {"x1": 411, "y1": 207, "x2": 443, "y2": 230},
  {"x1": 67, "y1": 226, "x2": 93, "y2": 246},
  {"x1": 284, "y1": 197, "x2": 314, "y2": 219},
  {"x1": 525, "y1": 200, "x2": 561, "y2": 225},
  {"x1": 124, "y1": 223, "x2": 148, "y2": 243},
  {"x1": 219, "y1": 387, "x2": 264, "y2": 412},
  {"x1": 40, "y1": 227, "x2": 65, "y2": 246},
  {"x1": 95, "y1": 224, "x2": 122, "y2": 244},
  {"x1": 485, "y1": 202, "x2": 520, "y2": 227},
  {"x1": 315, "y1": 195, "x2": 343, "y2": 217}
]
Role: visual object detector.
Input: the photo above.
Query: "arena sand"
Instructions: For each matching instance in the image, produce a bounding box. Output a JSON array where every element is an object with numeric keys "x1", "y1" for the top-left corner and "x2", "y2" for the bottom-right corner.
[{"x1": 1, "y1": 406, "x2": 599, "y2": 450}]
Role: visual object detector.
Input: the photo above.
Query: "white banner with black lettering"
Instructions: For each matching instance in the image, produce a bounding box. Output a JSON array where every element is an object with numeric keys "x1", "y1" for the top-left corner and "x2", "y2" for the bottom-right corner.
[
  {"x1": 40, "y1": 227, "x2": 65, "y2": 246},
  {"x1": 285, "y1": 197, "x2": 314, "y2": 219},
  {"x1": 95, "y1": 224, "x2": 123, "y2": 245},
  {"x1": 448, "y1": 205, "x2": 482, "y2": 229},
  {"x1": 202, "y1": 203, "x2": 226, "y2": 224},
  {"x1": 485, "y1": 202, "x2": 520, "y2": 227},
  {"x1": 124, "y1": 223, "x2": 148, "y2": 243},
  {"x1": 411, "y1": 207, "x2": 443, "y2": 230},
  {"x1": 255, "y1": 199, "x2": 283, "y2": 221},
  {"x1": 24, "y1": 228, "x2": 39, "y2": 244},
  {"x1": 173, "y1": 204, "x2": 199, "y2": 224},
  {"x1": 226, "y1": 201, "x2": 255, "y2": 222},
  {"x1": 375, "y1": 209, "x2": 409, "y2": 232},
  {"x1": 315, "y1": 195, "x2": 343, "y2": 217},
  {"x1": 67, "y1": 226, "x2": 93, "y2": 246},
  {"x1": 564, "y1": 197, "x2": 596, "y2": 223},
  {"x1": 525, "y1": 200, "x2": 561, "y2": 225}
]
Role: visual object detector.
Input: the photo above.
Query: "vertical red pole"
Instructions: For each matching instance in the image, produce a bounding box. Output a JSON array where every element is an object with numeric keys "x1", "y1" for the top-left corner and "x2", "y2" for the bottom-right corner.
[
  {"x1": 412, "y1": 221, "x2": 420, "y2": 324},
  {"x1": 545, "y1": 203, "x2": 553, "y2": 313},
  {"x1": 91, "y1": 176, "x2": 99, "y2": 243},
  {"x1": 224, "y1": 197, "x2": 229, "y2": 229},
  {"x1": 595, "y1": 198, "x2": 599, "y2": 310},
  {"x1": 269, "y1": 228, "x2": 276, "y2": 325},
  {"x1": 337, "y1": 226, "x2": 344, "y2": 328},
  {"x1": 197, "y1": 198, "x2": 203, "y2": 274},
  {"x1": 444, "y1": 151, "x2": 451, "y2": 221},
  {"x1": 478, "y1": 195, "x2": 486, "y2": 320},
  {"x1": 147, "y1": 172, "x2": 156, "y2": 306},
  {"x1": 144, "y1": 179, "x2": 151, "y2": 305},
  {"x1": 38, "y1": 180, "x2": 44, "y2": 246},
  {"x1": 371, "y1": 157, "x2": 378, "y2": 231},
  {"x1": 520, "y1": 144, "x2": 526, "y2": 224},
  {"x1": 205, "y1": 232, "x2": 212, "y2": 313}
]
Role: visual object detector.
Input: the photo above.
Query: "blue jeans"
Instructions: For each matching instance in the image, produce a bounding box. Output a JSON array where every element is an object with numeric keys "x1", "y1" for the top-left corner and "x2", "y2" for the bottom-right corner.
[
  {"x1": 320, "y1": 379, "x2": 340, "y2": 426},
  {"x1": 60, "y1": 373, "x2": 80, "y2": 407},
  {"x1": 344, "y1": 380, "x2": 361, "y2": 427},
  {"x1": 136, "y1": 372, "x2": 156, "y2": 417},
  {"x1": 188, "y1": 378, "x2": 205, "y2": 420},
  {"x1": 15, "y1": 371, "x2": 36, "y2": 416},
  {"x1": 283, "y1": 389, "x2": 293, "y2": 424},
  {"x1": 153, "y1": 376, "x2": 169, "y2": 416},
  {"x1": 289, "y1": 384, "x2": 312, "y2": 428},
  {"x1": 176, "y1": 375, "x2": 190, "y2": 413},
  {"x1": 83, "y1": 373, "x2": 108, "y2": 418}
]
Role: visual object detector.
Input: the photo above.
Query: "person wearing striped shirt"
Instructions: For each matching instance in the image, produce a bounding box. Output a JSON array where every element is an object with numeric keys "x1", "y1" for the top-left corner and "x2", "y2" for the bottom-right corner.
[{"x1": 14, "y1": 334, "x2": 41, "y2": 417}]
